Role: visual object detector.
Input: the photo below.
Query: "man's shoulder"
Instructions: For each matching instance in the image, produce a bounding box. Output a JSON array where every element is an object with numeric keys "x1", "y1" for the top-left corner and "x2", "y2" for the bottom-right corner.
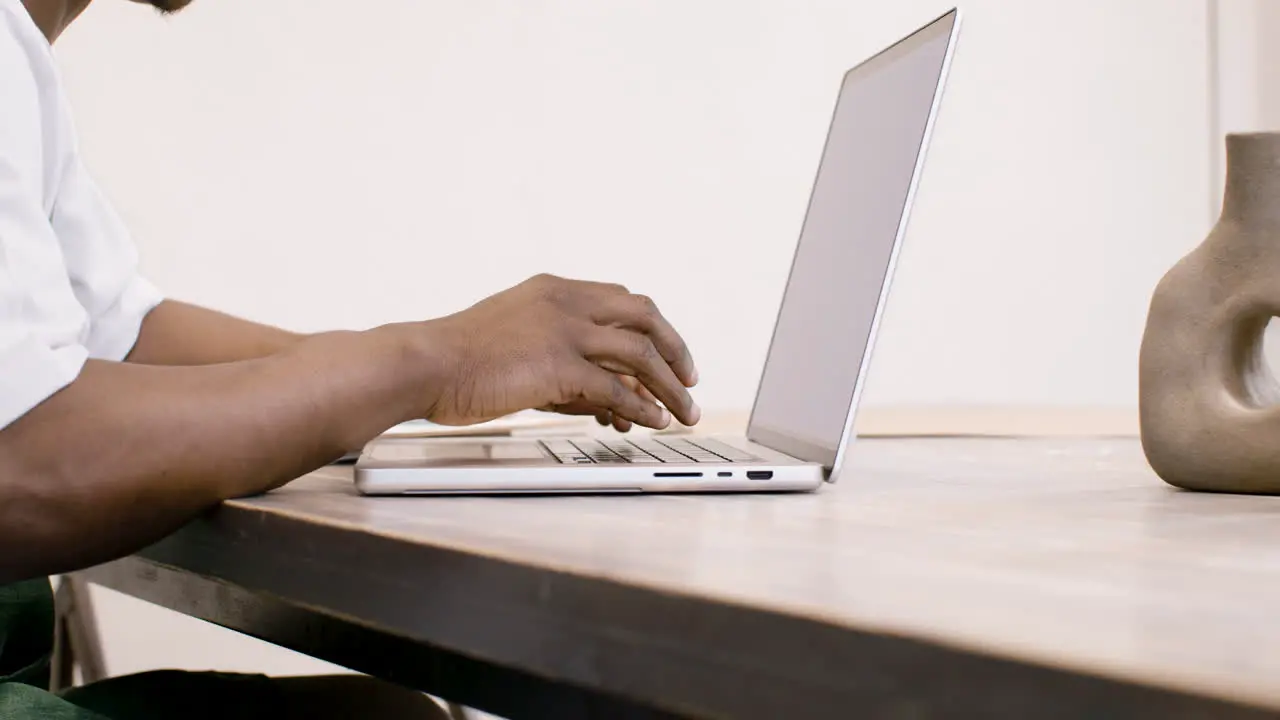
[
  {"x1": 0, "y1": 2, "x2": 46, "y2": 104},
  {"x1": 0, "y1": 1, "x2": 59, "y2": 192},
  {"x1": 0, "y1": 0, "x2": 47, "y2": 69}
]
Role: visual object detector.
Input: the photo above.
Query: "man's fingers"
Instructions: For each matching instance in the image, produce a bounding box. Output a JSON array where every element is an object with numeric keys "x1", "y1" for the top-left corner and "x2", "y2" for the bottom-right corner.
[
  {"x1": 579, "y1": 328, "x2": 700, "y2": 427},
  {"x1": 573, "y1": 364, "x2": 670, "y2": 429},
  {"x1": 542, "y1": 377, "x2": 646, "y2": 432},
  {"x1": 635, "y1": 381, "x2": 658, "y2": 404},
  {"x1": 541, "y1": 403, "x2": 630, "y2": 432},
  {"x1": 591, "y1": 294, "x2": 698, "y2": 389},
  {"x1": 547, "y1": 400, "x2": 606, "y2": 417},
  {"x1": 560, "y1": 378, "x2": 645, "y2": 432},
  {"x1": 594, "y1": 407, "x2": 632, "y2": 432},
  {"x1": 610, "y1": 377, "x2": 650, "y2": 432}
]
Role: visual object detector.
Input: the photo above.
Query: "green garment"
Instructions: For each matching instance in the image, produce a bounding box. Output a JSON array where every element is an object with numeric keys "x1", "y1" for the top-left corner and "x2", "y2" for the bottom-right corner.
[
  {"x1": 0, "y1": 578, "x2": 103, "y2": 718},
  {"x1": 0, "y1": 579, "x2": 284, "y2": 720}
]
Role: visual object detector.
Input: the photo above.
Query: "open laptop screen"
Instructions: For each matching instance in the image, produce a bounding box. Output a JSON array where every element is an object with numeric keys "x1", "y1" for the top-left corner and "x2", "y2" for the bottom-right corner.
[{"x1": 746, "y1": 11, "x2": 956, "y2": 469}]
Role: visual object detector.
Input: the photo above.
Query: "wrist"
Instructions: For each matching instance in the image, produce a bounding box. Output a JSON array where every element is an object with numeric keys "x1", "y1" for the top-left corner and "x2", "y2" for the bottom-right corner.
[{"x1": 374, "y1": 319, "x2": 463, "y2": 423}]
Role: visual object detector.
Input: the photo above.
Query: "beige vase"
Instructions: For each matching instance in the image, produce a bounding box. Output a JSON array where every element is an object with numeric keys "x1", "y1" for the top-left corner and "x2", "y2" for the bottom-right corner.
[{"x1": 1140, "y1": 132, "x2": 1280, "y2": 493}]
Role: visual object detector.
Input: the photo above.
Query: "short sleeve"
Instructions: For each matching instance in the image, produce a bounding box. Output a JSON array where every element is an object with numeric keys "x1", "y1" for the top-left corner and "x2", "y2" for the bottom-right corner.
[
  {"x1": 0, "y1": 2, "x2": 163, "y2": 431},
  {"x1": 0, "y1": 337, "x2": 87, "y2": 433},
  {"x1": 51, "y1": 152, "x2": 164, "y2": 364},
  {"x1": 0, "y1": 153, "x2": 91, "y2": 431},
  {"x1": 81, "y1": 269, "x2": 162, "y2": 362}
]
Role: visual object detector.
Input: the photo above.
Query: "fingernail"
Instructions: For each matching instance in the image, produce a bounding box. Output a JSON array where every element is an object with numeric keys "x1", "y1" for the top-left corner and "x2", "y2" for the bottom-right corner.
[
  {"x1": 688, "y1": 368, "x2": 699, "y2": 387},
  {"x1": 689, "y1": 402, "x2": 702, "y2": 425},
  {"x1": 659, "y1": 408, "x2": 672, "y2": 427}
]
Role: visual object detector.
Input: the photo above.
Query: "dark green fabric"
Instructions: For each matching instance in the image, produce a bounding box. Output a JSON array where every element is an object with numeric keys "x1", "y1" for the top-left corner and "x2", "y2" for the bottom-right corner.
[
  {"x1": 0, "y1": 681, "x2": 107, "y2": 719},
  {"x1": 0, "y1": 578, "x2": 104, "y2": 718},
  {"x1": 0, "y1": 578, "x2": 55, "y2": 688},
  {"x1": 60, "y1": 670, "x2": 285, "y2": 720},
  {"x1": 0, "y1": 580, "x2": 284, "y2": 720}
]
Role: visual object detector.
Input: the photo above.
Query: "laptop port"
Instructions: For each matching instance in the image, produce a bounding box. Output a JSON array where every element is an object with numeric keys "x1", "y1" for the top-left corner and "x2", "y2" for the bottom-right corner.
[{"x1": 746, "y1": 471, "x2": 773, "y2": 481}]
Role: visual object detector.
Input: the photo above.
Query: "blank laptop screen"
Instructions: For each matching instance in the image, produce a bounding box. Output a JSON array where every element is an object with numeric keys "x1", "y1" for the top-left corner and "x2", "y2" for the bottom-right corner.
[{"x1": 747, "y1": 11, "x2": 955, "y2": 467}]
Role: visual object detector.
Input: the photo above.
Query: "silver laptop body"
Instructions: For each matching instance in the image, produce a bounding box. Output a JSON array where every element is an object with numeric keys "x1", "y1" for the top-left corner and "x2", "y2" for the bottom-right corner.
[{"x1": 355, "y1": 9, "x2": 961, "y2": 495}]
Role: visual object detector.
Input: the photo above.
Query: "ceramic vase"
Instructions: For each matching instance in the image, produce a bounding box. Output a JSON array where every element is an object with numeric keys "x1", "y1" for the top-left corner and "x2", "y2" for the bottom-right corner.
[{"x1": 1141, "y1": 132, "x2": 1280, "y2": 492}]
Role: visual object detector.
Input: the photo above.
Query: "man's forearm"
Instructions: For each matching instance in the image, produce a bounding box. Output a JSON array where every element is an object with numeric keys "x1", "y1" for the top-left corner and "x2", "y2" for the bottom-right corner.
[
  {"x1": 0, "y1": 322, "x2": 436, "y2": 584},
  {"x1": 0, "y1": 273, "x2": 703, "y2": 584},
  {"x1": 127, "y1": 300, "x2": 307, "y2": 365}
]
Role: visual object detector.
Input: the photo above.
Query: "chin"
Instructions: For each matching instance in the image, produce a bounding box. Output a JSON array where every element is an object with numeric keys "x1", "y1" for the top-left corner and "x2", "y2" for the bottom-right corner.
[{"x1": 131, "y1": 0, "x2": 195, "y2": 12}]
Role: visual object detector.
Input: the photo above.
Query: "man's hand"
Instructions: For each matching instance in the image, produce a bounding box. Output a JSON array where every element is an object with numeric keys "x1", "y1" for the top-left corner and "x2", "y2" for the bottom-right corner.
[
  {"x1": 0, "y1": 273, "x2": 699, "y2": 583},
  {"x1": 128, "y1": 281, "x2": 699, "y2": 432},
  {"x1": 554, "y1": 376, "x2": 661, "y2": 433},
  {"x1": 421, "y1": 274, "x2": 700, "y2": 430}
]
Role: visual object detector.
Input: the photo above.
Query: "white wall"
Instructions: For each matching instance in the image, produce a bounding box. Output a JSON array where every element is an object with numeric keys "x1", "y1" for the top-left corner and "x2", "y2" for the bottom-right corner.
[
  {"x1": 52, "y1": 0, "x2": 1212, "y2": 683},
  {"x1": 56, "y1": 0, "x2": 1212, "y2": 414},
  {"x1": 1208, "y1": 0, "x2": 1280, "y2": 371},
  {"x1": 1210, "y1": 0, "x2": 1280, "y2": 204}
]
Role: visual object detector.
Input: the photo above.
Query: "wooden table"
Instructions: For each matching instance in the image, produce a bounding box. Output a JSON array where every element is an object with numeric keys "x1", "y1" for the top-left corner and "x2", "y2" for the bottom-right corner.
[{"x1": 81, "y1": 421, "x2": 1280, "y2": 719}]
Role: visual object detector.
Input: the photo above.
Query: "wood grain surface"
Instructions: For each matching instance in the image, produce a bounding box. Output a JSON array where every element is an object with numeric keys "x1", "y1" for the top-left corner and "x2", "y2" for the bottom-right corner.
[{"x1": 87, "y1": 433, "x2": 1280, "y2": 718}]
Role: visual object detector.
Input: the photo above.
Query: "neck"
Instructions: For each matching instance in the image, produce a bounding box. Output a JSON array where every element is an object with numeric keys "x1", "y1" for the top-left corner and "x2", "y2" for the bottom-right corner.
[
  {"x1": 20, "y1": 0, "x2": 91, "y2": 43},
  {"x1": 1221, "y1": 133, "x2": 1280, "y2": 226}
]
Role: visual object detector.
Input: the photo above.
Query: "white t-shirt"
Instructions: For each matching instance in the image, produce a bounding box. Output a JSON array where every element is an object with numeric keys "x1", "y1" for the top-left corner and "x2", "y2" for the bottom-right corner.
[{"x1": 0, "y1": 0, "x2": 162, "y2": 430}]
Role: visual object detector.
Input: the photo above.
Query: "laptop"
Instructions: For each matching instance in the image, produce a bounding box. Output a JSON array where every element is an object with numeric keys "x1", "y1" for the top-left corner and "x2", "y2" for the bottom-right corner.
[{"x1": 355, "y1": 9, "x2": 961, "y2": 495}]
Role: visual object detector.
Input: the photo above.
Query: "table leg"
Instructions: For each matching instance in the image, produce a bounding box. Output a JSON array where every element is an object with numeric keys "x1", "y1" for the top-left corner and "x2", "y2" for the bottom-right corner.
[{"x1": 50, "y1": 575, "x2": 108, "y2": 691}]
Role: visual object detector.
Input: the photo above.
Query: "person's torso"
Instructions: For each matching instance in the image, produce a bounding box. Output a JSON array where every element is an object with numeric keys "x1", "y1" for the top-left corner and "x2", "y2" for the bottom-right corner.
[
  {"x1": 0, "y1": 1, "x2": 143, "y2": 701},
  {"x1": 0, "y1": 0, "x2": 148, "y2": 360}
]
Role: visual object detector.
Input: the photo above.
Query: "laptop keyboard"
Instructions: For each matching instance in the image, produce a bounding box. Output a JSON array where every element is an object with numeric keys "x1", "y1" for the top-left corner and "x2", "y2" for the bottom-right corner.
[{"x1": 541, "y1": 437, "x2": 760, "y2": 465}]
